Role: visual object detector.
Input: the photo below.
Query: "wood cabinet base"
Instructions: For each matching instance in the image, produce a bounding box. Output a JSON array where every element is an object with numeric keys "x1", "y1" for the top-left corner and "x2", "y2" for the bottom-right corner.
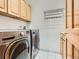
[{"x1": 0, "y1": 11, "x2": 31, "y2": 22}]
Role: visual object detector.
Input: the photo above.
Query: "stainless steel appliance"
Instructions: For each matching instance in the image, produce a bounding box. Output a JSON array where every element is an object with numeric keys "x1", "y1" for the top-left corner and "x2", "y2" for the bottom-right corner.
[
  {"x1": 0, "y1": 31, "x2": 30, "y2": 59},
  {"x1": 26, "y1": 30, "x2": 40, "y2": 59}
]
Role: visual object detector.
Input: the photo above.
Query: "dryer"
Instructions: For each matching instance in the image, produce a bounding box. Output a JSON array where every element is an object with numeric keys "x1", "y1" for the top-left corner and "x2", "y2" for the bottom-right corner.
[
  {"x1": 26, "y1": 30, "x2": 40, "y2": 59},
  {"x1": 0, "y1": 31, "x2": 30, "y2": 59}
]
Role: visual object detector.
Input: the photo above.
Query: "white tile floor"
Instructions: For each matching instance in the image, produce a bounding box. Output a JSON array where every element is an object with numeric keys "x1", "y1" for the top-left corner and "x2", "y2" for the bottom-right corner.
[{"x1": 35, "y1": 51, "x2": 62, "y2": 59}]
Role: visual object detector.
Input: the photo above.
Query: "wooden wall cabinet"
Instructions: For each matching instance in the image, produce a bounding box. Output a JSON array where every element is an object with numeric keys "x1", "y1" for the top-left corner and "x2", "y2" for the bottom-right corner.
[
  {"x1": 8, "y1": 0, "x2": 20, "y2": 17},
  {"x1": 0, "y1": 0, "x2": 7, "y2": 12},
  {"x1": 21, "y1": 0, "x2": 27, "y2": 20},
  {"x1": 0, "y1": 0, "x2": 32, "y2": 22}
]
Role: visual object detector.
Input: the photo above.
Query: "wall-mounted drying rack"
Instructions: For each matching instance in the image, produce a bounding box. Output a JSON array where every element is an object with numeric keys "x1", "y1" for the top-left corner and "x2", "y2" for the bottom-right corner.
[{"x1": 44, "y1": 8, "x2": 65, "y2": 19}]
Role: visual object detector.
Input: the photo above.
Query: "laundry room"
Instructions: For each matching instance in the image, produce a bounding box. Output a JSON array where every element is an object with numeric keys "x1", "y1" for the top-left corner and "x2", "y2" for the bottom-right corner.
[{"x1": 0, "y1": 0, "x2": 79, "y2": 59}]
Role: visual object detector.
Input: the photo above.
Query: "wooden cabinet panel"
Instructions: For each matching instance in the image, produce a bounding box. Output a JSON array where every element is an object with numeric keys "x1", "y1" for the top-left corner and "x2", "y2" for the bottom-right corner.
[
  {"x1": 66, "y1": 0, "x2": 72, "y2": 29},
  {"x1": 60, "y1": 38, "x2": 66, "y2": 59},
  {"x1": 74, "y1": 16, "x2": 79, "y2": 28},
  {"x1": 74, "y1": 0, "x2": 79, "y2": 28},
  {"x1": 60, "y1": 38, "x2": 64, "y2": 59},
  {"x1": 27, "y1": 5, "x2": 31, "y2": 21},
  {"x1": 21, "y1": 0, "x2": 27, "y2": 20},
  {"x1": 63, "y1": 40, "x2": 66, "y2": 59},
  {"x1": 8, "y1": 0, "x2": 20, "y2": 17},
  {"x1": 74, "y1": 0, "x2": 79, "y2": 15},
  {"x1": 67, "y1": 41, "x2": 72, "y2": 59},
  {"x1": 74, "y1": 47, "x2": 79, "y2": 59},
  {"x1": 0, "y1": 0, "x2": 7, "y2": 12},
  {"x1": 67, "y1": 17, "x2": 72, "y2": 30},
  {"x1": 67, "y1": 0, "x2": 72, "y2": 16}
]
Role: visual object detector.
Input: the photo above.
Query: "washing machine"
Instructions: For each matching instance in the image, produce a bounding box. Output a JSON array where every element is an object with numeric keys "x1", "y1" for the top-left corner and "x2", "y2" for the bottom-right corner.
[{"x1": 0, "y1": 31, "x2": 30, "y2": 59}]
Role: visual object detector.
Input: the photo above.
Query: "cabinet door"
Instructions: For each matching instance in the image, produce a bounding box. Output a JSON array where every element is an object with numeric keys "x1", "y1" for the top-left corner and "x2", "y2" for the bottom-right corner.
[
  {"x1": 0, "y1": 0, "x2": 7, "y2": 12},
  {"x1": 27, "y1": 5, "x2": 31, "y2": 21},
  {"x1": 8, "y1": 0, "x2": 20, "y2": 17},
  {"x1": 21, "y1": 0, "x2": 27, "y2": 20}
]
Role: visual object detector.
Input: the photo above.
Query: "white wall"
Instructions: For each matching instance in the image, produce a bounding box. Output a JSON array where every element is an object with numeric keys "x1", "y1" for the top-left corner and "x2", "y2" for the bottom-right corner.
[
  {"x1": 0, "y1": 15, "x2": 27, "y2": 30},
  {"x1": 0, "y1": 0, "x2": 65, "y2": 58},
  {"x1": 0, "y1": 0, "x2": 66, "y2": 59},
  {"x1": 28, "y1": 0, "x2": 66, "y2": 59}
]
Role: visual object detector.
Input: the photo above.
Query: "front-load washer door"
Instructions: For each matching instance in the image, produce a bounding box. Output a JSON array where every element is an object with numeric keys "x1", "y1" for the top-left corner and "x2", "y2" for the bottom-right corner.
[{"x1": 5, "y1": 38, "x2": 29, "y2": 59}]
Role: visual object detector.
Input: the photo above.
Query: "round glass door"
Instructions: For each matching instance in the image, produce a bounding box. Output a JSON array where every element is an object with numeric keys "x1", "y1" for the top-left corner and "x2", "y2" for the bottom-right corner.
[{"x1": 5, "y1": 39, "x2": 29, "y2": 59}]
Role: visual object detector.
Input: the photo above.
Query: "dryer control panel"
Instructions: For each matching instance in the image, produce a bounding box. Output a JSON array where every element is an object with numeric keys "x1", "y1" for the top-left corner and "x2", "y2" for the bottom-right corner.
[{"x1": 0, "y1": 31, "x2": 27, "y2": 44}]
